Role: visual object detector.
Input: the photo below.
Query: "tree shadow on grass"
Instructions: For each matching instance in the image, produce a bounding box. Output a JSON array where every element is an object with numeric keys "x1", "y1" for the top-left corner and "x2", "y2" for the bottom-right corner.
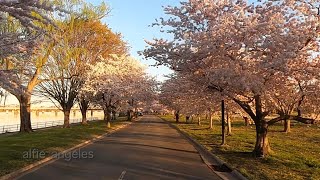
[
  {"x1": 190, "y1": 127, "x2": 211, "y2": 131},
  {"x1": 269, "y1": 129, "x2": 285, "y2": 133},
  {"x1": 174, "y1": 122, "x2": 196, "y2": 125},
  {"x1": 210, "y1": 145, "x2": 255, "y2": 159}
]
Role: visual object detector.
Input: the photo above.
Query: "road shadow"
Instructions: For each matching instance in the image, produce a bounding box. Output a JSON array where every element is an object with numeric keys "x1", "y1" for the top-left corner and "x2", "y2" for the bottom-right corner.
[
  {"x1": 100, "y1": 158, "x2": 210, "y2": 180},
  {"x1": 96, "y1": 140, "x2": 198, "y2": 154},
  {"x1": 173, "y1": 122, "x2": 198, "y2": 125},
  {"x1": 135, "y1": 120, "x2": 167, "y2": 124},
  {"x1": 111, "y1": 132, "x2": 182, "y2": 139}
]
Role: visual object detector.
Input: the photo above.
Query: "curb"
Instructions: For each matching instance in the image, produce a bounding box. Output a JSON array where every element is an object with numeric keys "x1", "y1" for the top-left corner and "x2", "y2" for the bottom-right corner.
[
  {"x1": 160, "y1": 118, "x2": 247, "y2": 180},
  {"x1": 0, "y1": 122, "x2": 132, "y2": 180}
]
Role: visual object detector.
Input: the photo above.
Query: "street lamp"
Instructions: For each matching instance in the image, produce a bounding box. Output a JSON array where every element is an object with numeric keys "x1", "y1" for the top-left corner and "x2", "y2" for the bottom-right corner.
[{"x1": 221, "y1": 99, "x2": 226, "y2": 145}]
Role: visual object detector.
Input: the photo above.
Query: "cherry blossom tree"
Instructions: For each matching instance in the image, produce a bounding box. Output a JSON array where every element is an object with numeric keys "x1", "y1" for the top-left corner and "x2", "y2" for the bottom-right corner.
[
  {"x1": 160, "y1": 73, "x2": 221, "y2": 126},
  {"x1": 125, "y1": 74, "x2": 157, "y2": 120},
  {"x1": 0, "y1": 0, "x2": 58, "y2": 28},
  {"x1": 0, "y1": 38, "x2": 55, "y2": 132},
  {"x1": 144, "y1": 100, "x2": 170, "y2": 114},
  {"x1": 82, "y1": 55, "x2": 153, "y2": 127},
  {"x1": 0, "y1": 0, "x2": 64, "y2": 58},
  {"x1": 300, "y1": 80, "x2": 320, "y2": 120},
  {"x1": 144, "y1": 0, "x2": 320, "y2": 157},
  {"x1": 0, "y1": 0, "x2": 69, "y2": 132}
]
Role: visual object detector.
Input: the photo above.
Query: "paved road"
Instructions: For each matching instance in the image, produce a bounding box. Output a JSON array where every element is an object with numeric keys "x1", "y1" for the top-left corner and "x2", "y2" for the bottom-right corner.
[{"x1": 19, "y1": 115, "x2": 221, "y2": 180}]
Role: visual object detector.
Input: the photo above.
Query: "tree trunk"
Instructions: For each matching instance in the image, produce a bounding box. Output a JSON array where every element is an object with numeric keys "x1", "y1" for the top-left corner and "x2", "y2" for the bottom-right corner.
[
  {"x1": 19, "y1": 94, "x2": 33, "y2": 132},
  {"x1": 233, "y1": 95, "x2": 272, "y2": 157},
  {"x1": 79, "y1": 99, "x2": 89, "y2": 125},
  {"x1": 112, "y1": 111, "x2": 116, "y2": 121},
  {"x1": 186, "y1": 116, "x2": 190, "y2": 123},
  {"x1": 81, "y1": 108, "x2": 87, "y2": 125},
  {"x1": 244, "y1": 116, "x2": 250, "y2": 126},
  {"x1": 127, "y1": 110, "x2": 134, "y2": 121},
  {"x1": 210, "y1": 113, "x2": 213, "y2": 129},
  {"x1": 127, "y1": 110, "x2": 132, "y2": 121},
  {"x1": 63, "y1": 109, "x2": 71, "y2": 128},
  {"x1": 134, "y1": 107, "x2": 138, "y2": 118},
  {"x1": 106, "y1": 113, "x2": 111, "y2": 128},
  {"x1": 198, "y1": 116, "x2": 201, "y2": 126},
  {"x1": 104, "y1": 109, "x2": 108, "y2": 121},
  {"x1": 284, "y1": 119, "x2": 291, "y2": 133},
  {"x1": 227, "y1": 112, "x2": 232, "y2": 136},
  {"x1": 105, "y1": 107, "x2": 112, "y2": 128},
  {"x1": 253, "y1": 120, "x2": 270, "y2": 157},
  {"x1": 297, "y1": 109, "x2": 302, "y2": 117},
  {"x1": 175, "y1": 111, "x2": 180, "y2": 123}
]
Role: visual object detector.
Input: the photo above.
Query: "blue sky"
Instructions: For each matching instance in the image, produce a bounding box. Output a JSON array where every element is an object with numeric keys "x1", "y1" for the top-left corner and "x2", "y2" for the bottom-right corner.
[{"x1": 91, "y1": 0, "x2": 181, "y2": 81}]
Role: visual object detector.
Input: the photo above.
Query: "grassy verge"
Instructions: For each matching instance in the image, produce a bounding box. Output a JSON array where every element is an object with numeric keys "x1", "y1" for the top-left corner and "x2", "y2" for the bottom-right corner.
[
  {"x1": 159, "y1": 115, "x2": 320, "y2": 180},
  {"x1": 0, "y1": 118, "x2": 129, "y2": 176}
]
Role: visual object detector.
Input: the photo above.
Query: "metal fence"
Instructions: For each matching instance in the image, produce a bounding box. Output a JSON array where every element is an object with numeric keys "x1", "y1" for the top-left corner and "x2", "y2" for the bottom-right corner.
[{"x1": 0, "y1": 117, "x2": 101, "y2": 134}]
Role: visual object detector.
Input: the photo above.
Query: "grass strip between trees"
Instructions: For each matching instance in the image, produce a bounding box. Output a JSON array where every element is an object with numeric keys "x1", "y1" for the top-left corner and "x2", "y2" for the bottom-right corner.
[
  {"x1": 0, "y1": 118, "x2": 128, "y2": 176},
  {"x1": 159, "y1": 115, "x2": 320, "y2": 180}
]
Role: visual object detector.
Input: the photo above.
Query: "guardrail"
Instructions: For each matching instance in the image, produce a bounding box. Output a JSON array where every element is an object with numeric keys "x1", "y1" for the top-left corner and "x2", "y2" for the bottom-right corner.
[{"x1": 0, "y1": 117, "x2": 101, "y2": 134}]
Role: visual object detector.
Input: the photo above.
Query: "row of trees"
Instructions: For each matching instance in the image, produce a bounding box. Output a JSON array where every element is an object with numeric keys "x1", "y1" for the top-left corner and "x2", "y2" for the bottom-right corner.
[
  {"x1": 0, "y1": 0, "x2": 156, "y2": 132},
  {"x1": 143, "y1": 0, "x2": 320, "y2": 157}
]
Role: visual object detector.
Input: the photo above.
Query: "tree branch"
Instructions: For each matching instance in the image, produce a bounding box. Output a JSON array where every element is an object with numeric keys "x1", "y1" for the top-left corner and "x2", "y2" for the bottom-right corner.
[{"x1": 267, "y1": 115, "x2": 317, "y2": 126}]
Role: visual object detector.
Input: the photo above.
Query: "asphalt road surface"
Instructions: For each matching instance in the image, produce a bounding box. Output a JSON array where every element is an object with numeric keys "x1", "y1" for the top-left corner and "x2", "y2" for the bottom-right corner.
[{"x1": 19, "y1": 115, "x2": 221, "y2": 180}]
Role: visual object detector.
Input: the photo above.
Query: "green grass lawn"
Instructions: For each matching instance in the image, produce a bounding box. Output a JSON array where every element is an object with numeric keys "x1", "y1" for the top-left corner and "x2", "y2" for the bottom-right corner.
[
  {"x1": 0, "y1": 118, "x2": 129, "y2": 176},
  {"x1": 159, "y1": 115, "x2": 320, "y2": 180}
]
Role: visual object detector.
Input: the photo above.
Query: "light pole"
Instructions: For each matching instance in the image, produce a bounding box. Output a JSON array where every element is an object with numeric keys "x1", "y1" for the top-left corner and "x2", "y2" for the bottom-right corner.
[{"x1": 221, "y1": 99, "x2": 226, "y2": 145}]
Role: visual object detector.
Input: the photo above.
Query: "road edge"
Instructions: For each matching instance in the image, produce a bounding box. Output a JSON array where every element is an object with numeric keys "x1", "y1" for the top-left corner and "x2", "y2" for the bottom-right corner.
[
  {"x1": 159, "y1": 117, "x2": 248, "y2": 180},
  {"x1": 0, "y1": 122, "x2": 132, "y2": 180}
]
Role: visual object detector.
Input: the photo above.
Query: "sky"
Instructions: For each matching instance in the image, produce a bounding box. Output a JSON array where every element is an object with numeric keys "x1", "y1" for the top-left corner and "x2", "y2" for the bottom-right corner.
[{"x1": 95, "y1": 0, "x2": 180, "y2": 81}]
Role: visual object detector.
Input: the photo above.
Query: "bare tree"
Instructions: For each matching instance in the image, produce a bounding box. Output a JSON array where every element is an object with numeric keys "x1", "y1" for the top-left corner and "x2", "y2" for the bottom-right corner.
[{"x1": 36, "y1": 49, "x2": 81, "y2": 128}]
